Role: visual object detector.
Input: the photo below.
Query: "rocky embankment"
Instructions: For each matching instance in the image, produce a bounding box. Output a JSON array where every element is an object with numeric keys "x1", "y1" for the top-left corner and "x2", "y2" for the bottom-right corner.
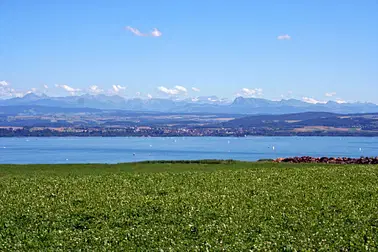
[{"x1": 275, "y1": 156, "x2": 378, "y2": 164}]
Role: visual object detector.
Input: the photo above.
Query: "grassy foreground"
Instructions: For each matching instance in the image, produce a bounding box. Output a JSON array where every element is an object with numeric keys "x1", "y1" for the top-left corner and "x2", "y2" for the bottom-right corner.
[{"x1": 1, "y1": 161, "x2": 378, "y2": 251}]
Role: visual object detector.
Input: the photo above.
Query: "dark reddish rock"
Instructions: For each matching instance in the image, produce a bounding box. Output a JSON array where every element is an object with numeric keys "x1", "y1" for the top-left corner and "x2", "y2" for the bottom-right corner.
[{"x1": 274, "y1": 156, "x2": 378, "y2": 165}]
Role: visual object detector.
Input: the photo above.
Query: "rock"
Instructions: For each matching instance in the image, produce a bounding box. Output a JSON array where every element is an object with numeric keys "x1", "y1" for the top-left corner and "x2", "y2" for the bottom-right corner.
[{"x1": 273, "y1": 156, "x2": 378, "y2": 165}]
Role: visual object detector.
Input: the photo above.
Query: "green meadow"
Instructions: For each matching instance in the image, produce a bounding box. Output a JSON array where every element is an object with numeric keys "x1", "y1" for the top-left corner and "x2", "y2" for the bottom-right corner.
[{"x1": 1, "y1": 161, "x2": 378, "y2": 251}]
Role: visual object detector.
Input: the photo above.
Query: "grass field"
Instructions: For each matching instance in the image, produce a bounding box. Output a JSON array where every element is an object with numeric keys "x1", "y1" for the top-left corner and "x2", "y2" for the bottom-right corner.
[{"x1": 1, "y1": 161, "x2": 378, "y2": 251}]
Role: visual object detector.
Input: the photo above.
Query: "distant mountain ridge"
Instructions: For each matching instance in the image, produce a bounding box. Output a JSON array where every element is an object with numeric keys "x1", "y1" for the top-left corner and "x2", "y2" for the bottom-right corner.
[{"x1": 1, "y1": 93, "x2": 378, "y2": 115}]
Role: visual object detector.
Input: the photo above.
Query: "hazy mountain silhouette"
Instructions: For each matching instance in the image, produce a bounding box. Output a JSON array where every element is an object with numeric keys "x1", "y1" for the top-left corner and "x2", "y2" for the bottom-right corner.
[{"x1": 1, "y1": 93, "x2": 377, "y2": 114}]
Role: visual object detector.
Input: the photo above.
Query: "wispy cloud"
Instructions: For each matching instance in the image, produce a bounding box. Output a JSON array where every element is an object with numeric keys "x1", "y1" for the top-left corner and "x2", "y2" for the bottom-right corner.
[
  {"x1": 125, "y1": 26, "x2": 145, "y2": 36},
  {"x1": 125, "y1": 26, "x2": 162, "y2": 37},
  {"x1": 8, "y1": 89, "x2": 24, "y2": 97},
  {"x1": 335, "y1": 99, "x2": 346, "y2": 104},
  {"x1": 0, "y1": 81, "x2": 33, "y2": 98},
  {"x1": 175, "y1": 85, "x2": 187, "y2": 93},
  {"x1": 147, "y1": 94, "x2": 153, "y2": 99},
  {"x1": 43, "y1": 84, "x2": 49, "y2": 89},
  {"x1": 192, "y1": 87, "x2": 200, "y2": 92},
  {"x1": 89, "y1": 85, "x2": 104, "y2": 94},
  {"x1": 302, "y1": 97, "x2": 326, "y2": 104},
  {"x1": 238, "y1": 88, "x2": 263, "y2": 97},
  {"x1": 325, "y1": 92, "x2": 336, "y2": 97},
  {"x1": 208, "y1": 97, "x2": 219, "y2": 102},
  {"x1": 0, "y1": 81, "x2": 9, "y2": 87},
  {"x1": 112, "y1": 85, "x2": 126, "y2": 93},
  {"x1": 56, "y1": 84, "x2": 81, "y2": 95},
  {"x1": 277, "y1": 34, "x2": 291, "y2": 40},
  {"x1": 158, "y1": 86, "x2": 188, "y2": 96},
  {"x1": 280, "y1": 90, "x2": 294, "y2": 100},
  {"x1": 158, "y1": 86, "x2": 179, "y2": 95},
  {"x1": 0, "y1": 85, "x2": 11, "y2": 97}
]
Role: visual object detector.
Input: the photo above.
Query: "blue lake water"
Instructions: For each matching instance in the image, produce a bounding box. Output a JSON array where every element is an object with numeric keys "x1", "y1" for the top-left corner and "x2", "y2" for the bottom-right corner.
[{"x1": 0, "y1": 137, "x2": 378, "y2": 164}]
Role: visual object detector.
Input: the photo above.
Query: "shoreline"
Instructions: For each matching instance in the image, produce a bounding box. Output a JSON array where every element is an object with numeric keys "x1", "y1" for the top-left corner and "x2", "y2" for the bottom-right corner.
[
  {"x1": 2, "y1": 135, "x2": 378, "y2": 138},
  {"x1": 2, "y1": 157, "x2": 378, "y2": 166}
]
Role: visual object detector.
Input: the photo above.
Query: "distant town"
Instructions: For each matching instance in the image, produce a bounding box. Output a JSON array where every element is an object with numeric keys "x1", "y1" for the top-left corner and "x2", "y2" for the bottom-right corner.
[
  {"x1": 2, "y1": 124, "x2": 378, "y2": 137},
  {"x1": 1, "y1": 95, "x2": 378, "y2": 137}
]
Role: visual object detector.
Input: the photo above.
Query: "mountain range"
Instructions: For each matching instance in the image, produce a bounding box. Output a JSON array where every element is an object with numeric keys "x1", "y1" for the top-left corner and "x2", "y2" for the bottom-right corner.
[{"x1": 1, "y1": 93, "x2": 378, "y2": 115}]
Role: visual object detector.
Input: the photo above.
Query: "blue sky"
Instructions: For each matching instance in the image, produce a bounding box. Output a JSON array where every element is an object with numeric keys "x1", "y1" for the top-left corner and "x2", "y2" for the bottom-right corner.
[{"x1": 0, "y1": 0, "x2": 377, "y2": 103}]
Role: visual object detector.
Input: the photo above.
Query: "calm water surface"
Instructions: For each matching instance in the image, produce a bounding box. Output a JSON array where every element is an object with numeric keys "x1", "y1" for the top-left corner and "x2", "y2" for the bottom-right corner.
[{"x1": 1, "y1": 137, "x2": 377, "y2": 164}]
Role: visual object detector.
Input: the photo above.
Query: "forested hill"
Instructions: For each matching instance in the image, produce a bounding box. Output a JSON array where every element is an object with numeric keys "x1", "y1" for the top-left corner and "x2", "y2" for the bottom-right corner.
[{"x1": 223, "y1": 112, "x2": 378, "y2": 131}]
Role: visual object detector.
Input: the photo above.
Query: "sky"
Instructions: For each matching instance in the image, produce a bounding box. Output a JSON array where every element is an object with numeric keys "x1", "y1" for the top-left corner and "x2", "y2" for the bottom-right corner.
[{"x1": 0, "y1": 0, "x2": 377, "y2": 103}]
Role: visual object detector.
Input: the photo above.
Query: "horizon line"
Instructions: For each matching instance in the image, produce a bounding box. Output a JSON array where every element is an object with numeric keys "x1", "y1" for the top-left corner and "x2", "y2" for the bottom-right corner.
[{"x1": 0, "y1": 92, "x2": 376, "y2": 105}]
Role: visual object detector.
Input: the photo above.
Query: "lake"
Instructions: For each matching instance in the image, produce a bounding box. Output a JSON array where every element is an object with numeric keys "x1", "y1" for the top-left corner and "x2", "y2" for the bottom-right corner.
[{"x1": 1, "y1": 137, "x2": 378, "y2": 164}]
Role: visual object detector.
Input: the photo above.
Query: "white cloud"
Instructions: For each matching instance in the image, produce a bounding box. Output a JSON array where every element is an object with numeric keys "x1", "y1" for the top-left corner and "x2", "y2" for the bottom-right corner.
[
  {"x1": 0, "y1": 81, "x2": 9, "y2": 87},
  {"x1": 0, "y1": 82, "x2": 43, "y2": 98},
  {"x1": 56, "y1": 84, "x2": 81, "y2": 95},
  {"x1": 335, "y1": 98, "x2": 347, "y2": 104},
  {"x1": 125, "y1": 26, "x2": 145, "y2": 36},
  {"x1": 0, "y1": 87, "x2": 10, "y2": 97},
  {"x1": 192, "y1": 87, "x2": 200, "y2": 92},
  {"x1": 242, "y1": 88, "x2": 255, "y2": 95},
  {"x1": 0, "y1": 86, "x2": 28, "y2": 98},
  {"x1": 157, "y1": 86, "x2": 187, "y2": 96},
  {"x1": 125, "y1": 26, "x2": 162, "y2": 37},
  {"x1": 43, "y1": 84, "x2": 49, "y2": 89},
  {"x1": 2, "y1": 87, "x2": 21, "y2": 97},
  {"x1": 147, "y1": 94, "x2": 153, "y2": 99},
  {"x1": 302, "y1": 97, "x2": 326, "y2": 104},
  {"x1": 158, "y1": 86, "x2": 179, "y2": 95},
  {"x1": 239, "y1": 88, "x2": 263, "y2": 97},
  {"x1": 60, "y1": 85, "x2": 80, "y2": 92},
  {"x1": 136, "y1": 92, "x2": 141, "y2": 96},
  {"x1": 89, "y1": 85, "x2": 104, "y2": 94},
  {"x1": 112, "y1": 85, "x2": 126, "y2": 93},
  {"x1": 325, "y1": 92, "x2": 336, "y2": 97},
  {"x1": 277, "y1": 34, "x2": 291, "y2": 40},
  {"x1": 151, "y1": 28, "x2": 162, "y2": 37},
  {"x1": 11, "y1": 90, "x2": 25, "y2": 97},
  {"x1": 175, "y1": 85, "x2": 187, "y2": 93}
]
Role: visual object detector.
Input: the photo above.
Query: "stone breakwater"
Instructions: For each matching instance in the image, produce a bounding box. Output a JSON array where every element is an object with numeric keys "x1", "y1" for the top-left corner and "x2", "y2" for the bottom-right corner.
[{"x1": 275, "y1": 156, "x2": 378, "y2": 164}]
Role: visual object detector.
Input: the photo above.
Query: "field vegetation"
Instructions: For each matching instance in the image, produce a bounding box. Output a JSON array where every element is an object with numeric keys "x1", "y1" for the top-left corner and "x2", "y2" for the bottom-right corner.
[{"x1": 1, "y1": 161, "x2": 378, "y2": 250}]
